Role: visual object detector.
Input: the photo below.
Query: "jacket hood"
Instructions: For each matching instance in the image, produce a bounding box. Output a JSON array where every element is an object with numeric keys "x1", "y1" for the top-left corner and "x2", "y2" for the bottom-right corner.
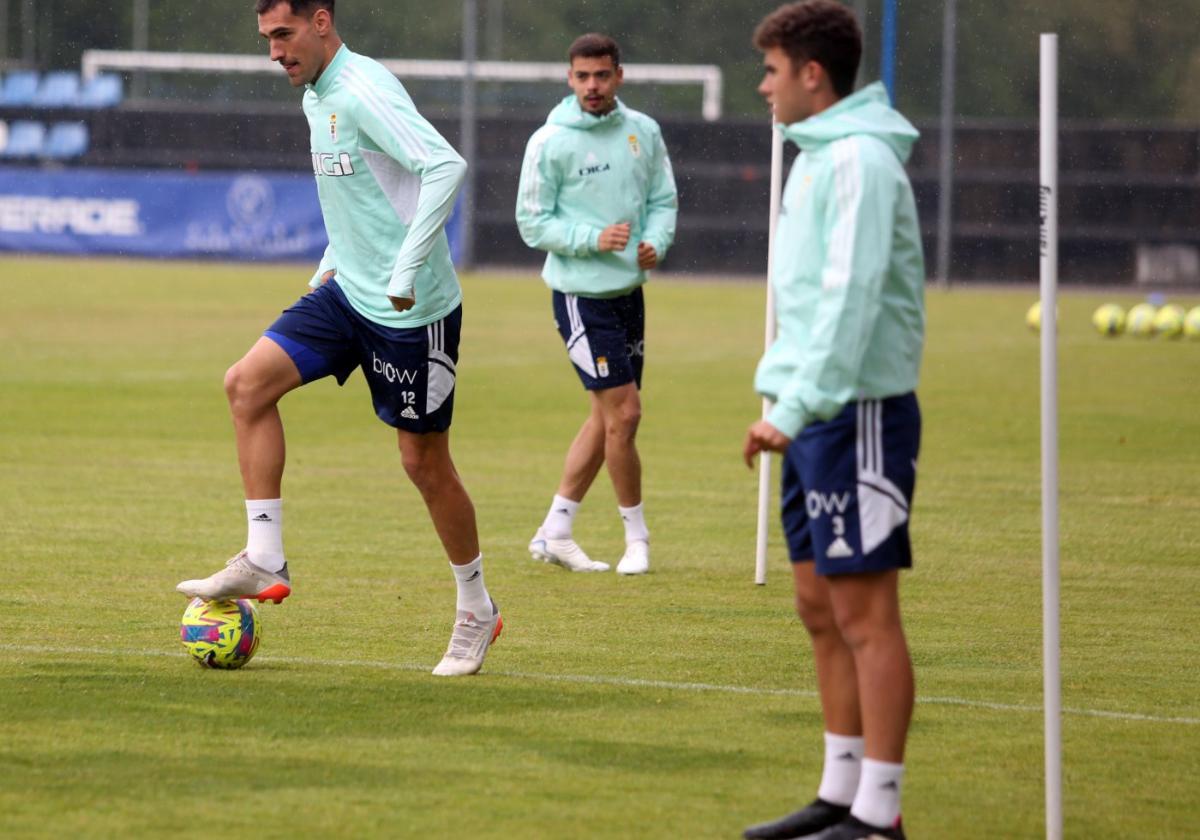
[
  {"x1": 547, "y1": 95, "x2": 627, "y2": 129},
  {"x1": 780, "y1": 82, "x2": 918, "y2": 163}
]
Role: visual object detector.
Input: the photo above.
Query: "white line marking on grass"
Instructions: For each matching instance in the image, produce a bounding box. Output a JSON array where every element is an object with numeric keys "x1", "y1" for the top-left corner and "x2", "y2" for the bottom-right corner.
[{"x1": 2, "y1": 643, "x2": 1197, "y2": 726}]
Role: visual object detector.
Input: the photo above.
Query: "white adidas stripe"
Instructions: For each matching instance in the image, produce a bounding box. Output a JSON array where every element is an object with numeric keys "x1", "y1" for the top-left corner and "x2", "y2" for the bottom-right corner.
[{"x1": 341, "y1": 65, "x2": 430, "y2": 164}]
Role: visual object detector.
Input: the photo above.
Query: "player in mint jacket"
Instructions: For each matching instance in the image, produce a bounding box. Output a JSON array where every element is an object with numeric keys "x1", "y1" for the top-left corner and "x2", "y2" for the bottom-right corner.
[
  {"x1": 516, "y1": 34, "x2": 677, "y2": 577},
  {"x1": 742, "y1": 4, "x2": 924, "y2": 840},
  {"x1": 753, "y1": 81, "x2": 924, "y2": 438},
  {"x1": 177, "y1": 0, "x2": 500, "y2": 679},
  {"x1": 516, "y1": 94, "x2": 677, "y2": 297}
]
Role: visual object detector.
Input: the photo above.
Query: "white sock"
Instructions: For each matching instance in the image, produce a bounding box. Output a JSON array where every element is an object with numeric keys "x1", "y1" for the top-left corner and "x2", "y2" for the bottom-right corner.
[
  {"x1": 817, "y1": 732, "x2": 864, "y2": 806},
  {"x1": 451, "y1": 555, "x2": 492, "y2": 619},
  {"x1": 850, "y1": 758, "x2": 904, "y2": 829},
  {"x1": 618, "y1": 502, "x2": 649, "y2": 543},
  {"x1": 542, "y1": 495, "x2": 580, "y2": 540},
  {"x1": 245, "y1": 499, "x2": 285, "y2": 572}
]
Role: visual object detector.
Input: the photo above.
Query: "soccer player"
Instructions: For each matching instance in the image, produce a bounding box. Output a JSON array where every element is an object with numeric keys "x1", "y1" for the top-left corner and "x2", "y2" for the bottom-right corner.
[
  {"x1": 515, "y1": 34, "x2": 678, "y2": 576},
  {"x1": 740, "y1": 3, "x2": 924, "y2": 838},
  {"x1": 176, "y1": 0, "x2": 501, "y2": 677}
]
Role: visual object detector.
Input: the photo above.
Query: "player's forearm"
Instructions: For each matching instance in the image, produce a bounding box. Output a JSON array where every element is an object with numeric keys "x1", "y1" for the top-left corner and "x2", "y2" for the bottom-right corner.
[
  {"x1": 641, "y1": 207, "x2": 677, "y2": 259},
  {"x1": 387, "y1": 155, "x2": 465, "y2": 297},
  {"x1": 517, "y1": 216, "x2": 601, "y2": 257}
]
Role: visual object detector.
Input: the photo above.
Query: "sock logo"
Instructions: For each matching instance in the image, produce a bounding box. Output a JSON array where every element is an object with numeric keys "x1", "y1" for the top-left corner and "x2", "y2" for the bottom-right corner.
[
  {"x1": 466, "y1": 570, "x2": 480, "y2": 582},
  {"x1": 836, "y1": 752, "x2": 857, "y2": 760},
  {"x1": 880, "y1": 781, "x2": 899, "y2": 791},
  {"x1": 252, "y1": 513, "x2": 273, "y2": 522}
]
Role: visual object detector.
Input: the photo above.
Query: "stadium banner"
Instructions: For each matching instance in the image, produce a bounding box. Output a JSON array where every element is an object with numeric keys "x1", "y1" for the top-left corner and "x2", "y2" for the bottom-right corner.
[{"x1": 0, "y1": 166, "x2": 462, "y2": 264}]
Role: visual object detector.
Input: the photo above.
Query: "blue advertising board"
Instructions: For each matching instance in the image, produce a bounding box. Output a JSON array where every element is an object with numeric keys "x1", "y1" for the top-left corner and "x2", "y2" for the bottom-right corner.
[{"x1": 0, "y1": 166, "x2": 462, "y2": 264}]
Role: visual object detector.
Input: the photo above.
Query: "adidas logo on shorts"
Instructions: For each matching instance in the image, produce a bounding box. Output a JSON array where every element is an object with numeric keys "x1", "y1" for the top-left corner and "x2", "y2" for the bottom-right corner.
[
  {"x1": 400, "y1": 406, "x2": 420, "y2": 420},
  {"x1": 826, "y1": 537, "x2": 855, "y2": 559}
]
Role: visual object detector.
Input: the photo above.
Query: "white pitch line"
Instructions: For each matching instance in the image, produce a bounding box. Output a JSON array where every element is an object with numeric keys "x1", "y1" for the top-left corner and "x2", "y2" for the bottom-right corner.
[{"x1": 2, "y1": 643, "x2": 1197, "y2": 727}]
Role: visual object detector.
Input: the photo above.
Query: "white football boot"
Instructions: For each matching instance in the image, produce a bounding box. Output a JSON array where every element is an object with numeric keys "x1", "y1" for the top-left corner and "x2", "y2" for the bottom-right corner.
[
  {"x1": 432, "y1": 599, "x2": 503, "y2": 676},
  {"x1": 176, "y1": 551, "x2": 292, "y2": 604},
  {"x1": 528, "y1": 529, "x2": 610, "y2": 572},
  {"x1": 616, "y1": 540, "x2": 650, "y2": 576}
]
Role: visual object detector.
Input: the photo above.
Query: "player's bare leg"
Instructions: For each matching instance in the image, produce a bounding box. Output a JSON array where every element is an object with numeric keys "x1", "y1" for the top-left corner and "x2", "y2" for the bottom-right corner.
[
  {"x1": 397, "y1": 429, "x2": 480, "y2": 565},
  {"x1": 596, "y1": 384, "x2": 649, "y2": 574},
  {"x1": 795, "y1": 562, "x2": 862, "y2": 735},
  {"x1": 827, "y1": 570, "x2": 912, "y2": 762},
  {"x1": 742, "y1": 565, "x2": 866, "y2": 840},
  {"x1": 398, "y1": 429, "x2": 501, "y2": 676},
  {"x1": 529, "y1": 396, "x2": 610, "y2": 572},
  {"x1": 556, "y1": 398, "x2": 606, "y2": 501},
  {"x1": 226, "y1": 337, "x2": 303, "y2": 499},
  {"x1": 826, "y1": 569, "x2": 912, "y2": 831},
  {"x1": 176, "y1": 337, "x2": 301, "y2": 604}
]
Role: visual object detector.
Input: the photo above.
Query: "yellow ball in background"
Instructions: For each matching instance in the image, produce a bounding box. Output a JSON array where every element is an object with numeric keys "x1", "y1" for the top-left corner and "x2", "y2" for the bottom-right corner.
[
  {"x1": 1153, "y1": 304, "x2": 1186, "y2": 339},
  {"x1": 1025, "y1": 301, "x2": 1042, "y2": 331},
  {"x1": 1184, "y1": 306, "x2": 1200, "y2": 341},
  {"x1": 1091, "y1": 303, "x2": 1125, "y2": 337},
  {"x1": 1126, "y1": 303, "x2": 1158, "y2": 338}
]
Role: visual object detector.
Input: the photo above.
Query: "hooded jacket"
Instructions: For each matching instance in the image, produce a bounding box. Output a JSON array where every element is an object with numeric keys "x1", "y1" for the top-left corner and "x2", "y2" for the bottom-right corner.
[
  {"x1": 756, "y1": 82, "x2": 926, "y2": 438},
  {"x1": 516, "y1": 96, "x2": 678, "y2": 298}
]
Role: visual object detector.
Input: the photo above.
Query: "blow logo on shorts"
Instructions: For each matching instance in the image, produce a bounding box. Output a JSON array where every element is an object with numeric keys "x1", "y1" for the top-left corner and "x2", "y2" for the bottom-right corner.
[
  {"x1": 806, "y1": 490, "x2": 851, "y2": 518},
  {"x1": 371, "y1": 352, "x2": 418, "y2": 385}
]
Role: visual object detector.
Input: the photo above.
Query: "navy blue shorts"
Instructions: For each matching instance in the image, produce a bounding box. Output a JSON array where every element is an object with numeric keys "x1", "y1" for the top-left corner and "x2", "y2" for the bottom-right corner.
[
  {"x1": 264, "y1": 281, "x2": 460, "y2": 433},
  {"x1": 781, "y1": 393, "x2": 921, "y2": 576},
  {"x1": 551, "y1": 288, "x2": 645, "y2": 391}
]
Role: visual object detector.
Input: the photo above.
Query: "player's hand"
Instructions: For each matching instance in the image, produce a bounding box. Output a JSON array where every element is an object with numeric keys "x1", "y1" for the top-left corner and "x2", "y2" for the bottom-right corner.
[
  {"x1": 598, "y1": 222, "x2": 631, "y2": 252},
  {"x1": 743, "y1": 420, "x2": 792, "y2": 468},
  {"x1": 388, "y1": 295, "x2": 415, "y2": 312},
  {"x1": 320, "y1": 269, "x2": 336, "y2": 284},
  {"x1": 637, "y1": 242, "x2": 658, "y2": 270}
]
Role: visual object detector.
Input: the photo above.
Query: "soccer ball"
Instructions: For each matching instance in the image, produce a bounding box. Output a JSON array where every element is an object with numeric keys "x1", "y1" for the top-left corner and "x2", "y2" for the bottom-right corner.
[
  {"x1": 1025, "y1": 300, "x2": 1057, "y2": 332},
  {"x1": 1185, "y1": 306, "x2": 1200, "y2": 340},
  {"x1": 1126, "y1": 303, "x2": 1158, "y2": 338},
  {"x1": 1091, "y1": 303, "x2": 1125, "y2": 337},
  {"x1": 1153, "y1": 304, "x2": 1185, "y2": 339},
  {"x1": 1025, "y1": 301, "x2": 1042, "y2": 331},
  {"x1": 181, "y1": 597, "x2": 261, "y2": 669}
]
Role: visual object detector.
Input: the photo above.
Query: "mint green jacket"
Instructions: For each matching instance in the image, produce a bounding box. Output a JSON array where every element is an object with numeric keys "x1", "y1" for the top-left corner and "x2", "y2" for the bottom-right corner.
[
  {"x1": 516, "y1": 96, "x2": 678, "y2": 298},
  {"x1": 304, "y1": 45, "x2": 465, "y2": 327},
  {"x1": 756, "y1": 83, "x2": 926, "y2": 438}
]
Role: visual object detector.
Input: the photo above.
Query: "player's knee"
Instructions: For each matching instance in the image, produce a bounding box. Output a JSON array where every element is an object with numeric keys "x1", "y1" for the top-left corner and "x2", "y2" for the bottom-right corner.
[
  {"x1": 830, "y1": 602, "x2": 881, "y2": 651},
  {"x1": 605, "y1": 400, "x2": 641, "y2": 440},
  {"x1": 399, "y1": 444, "x2": 447, "y2": 493},
  {"x1": 795, "y1": 590, "x2": 837, "y2": 636},
  {"x1": 224, "y1": 362, "x2": 258, "y2": 415}
]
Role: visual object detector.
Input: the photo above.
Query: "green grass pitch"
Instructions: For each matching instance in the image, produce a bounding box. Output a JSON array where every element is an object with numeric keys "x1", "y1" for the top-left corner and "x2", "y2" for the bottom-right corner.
[{"x1": 1, "y1": 256, "x2": 1197, "y2": 837}]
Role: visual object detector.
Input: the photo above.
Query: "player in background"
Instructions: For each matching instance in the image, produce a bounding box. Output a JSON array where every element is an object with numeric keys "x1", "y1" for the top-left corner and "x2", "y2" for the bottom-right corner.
[
  {"x1": 515, "y1": 33, "x2": 678, "y2": 575},
  {"x1": 740, "y1": 2, "x2": 925, "y2": 838},
  {"x1": 176, "y1": 0, "x2": 501, "y2": 677}
]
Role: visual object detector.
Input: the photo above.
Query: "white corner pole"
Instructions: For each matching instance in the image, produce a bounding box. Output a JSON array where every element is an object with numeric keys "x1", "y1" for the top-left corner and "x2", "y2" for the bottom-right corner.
[
  {"x1": 1039, "y1": 32, "x2": 1062, "y2": 840},
  {"x1": 755, "y1": 118, "x2": 784, "y2": 586}
]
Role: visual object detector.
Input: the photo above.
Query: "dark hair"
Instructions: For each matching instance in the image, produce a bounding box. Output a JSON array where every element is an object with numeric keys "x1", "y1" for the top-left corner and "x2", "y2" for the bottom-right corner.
[
  {"x1": 753, "y1": 1, "x2": 861, "y2": 98},
  {"x1": 568, "y1": 33, "x2": 620, "y2": 67},
  {"x1": 255, "y1": 0, "x2": 335, "y2": 19}
]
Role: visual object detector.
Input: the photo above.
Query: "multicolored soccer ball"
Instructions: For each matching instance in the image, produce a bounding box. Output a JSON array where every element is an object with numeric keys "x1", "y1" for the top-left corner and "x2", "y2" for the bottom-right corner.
[
  {"x1": 1091, "y1": 303, "x2": 1125, "y2": 337},
  {"x1": 1126, "y1": 303, "x2": 1158, "y2": 338},
  {"x1": 1153, "y1": 304, "x2": 1186, "y2": 339},
  {"x1": 1185, "y1": 306, "x2": 1200, "y2": 340},
  {"x1": 181, "y1": 598, "x2": 261, "y2": 669}
]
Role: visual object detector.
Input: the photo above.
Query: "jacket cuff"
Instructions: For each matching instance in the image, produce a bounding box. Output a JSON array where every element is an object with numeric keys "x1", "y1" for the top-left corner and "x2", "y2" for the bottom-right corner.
[
  {"x1": 386, "y1": 271, "x2": 416, "y2": 301},
  {"x1": 584, "y1": 225, "x2": 602, "y2": 255},
  {"x1": 766, "y1": 401, "x2": 808, "y2": 440}
]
